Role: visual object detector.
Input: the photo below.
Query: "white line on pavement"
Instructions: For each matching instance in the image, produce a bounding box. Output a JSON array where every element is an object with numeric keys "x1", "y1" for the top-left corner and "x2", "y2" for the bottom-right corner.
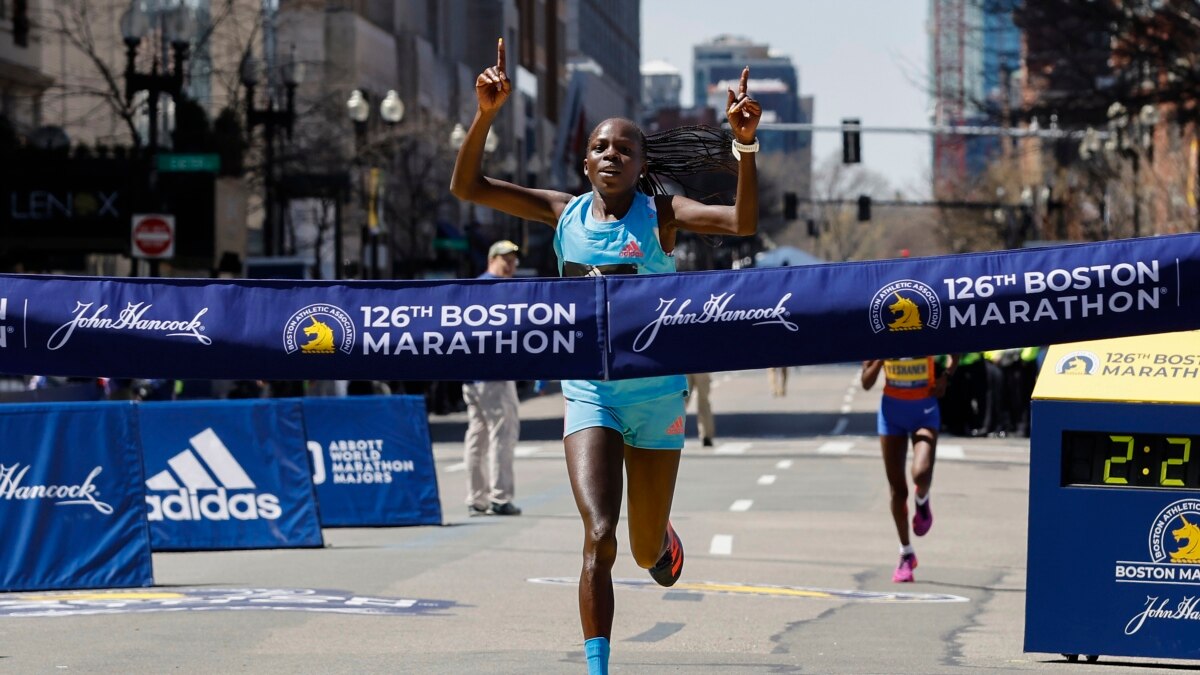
[
  {"x1": 939, "y1": 444, "x2": 965, "y2": 460},
  {"x1": 710, "y1": 534, "x2": 733, "y2": 555},
  {"x1": 757, "y1": 474, "x2": 777, "y2": 485},
  {"x1": 818, "y1": 441, "x2": 854, "y2": 455},
  {"x1": 515, "y1": 445, "x2": 541, "y2": 457},
  {"x1": 715, "y1": 442, "x2": 751, "y2": 455},
  {"x1": 775, "y1": 459, "x2": 793, "y2": 470},
  {"x1": 840, "y1": 404, "x2": 852, "y2": 414},
  {"x1": 730, "y1": 499, "x2": 753, "y2": 512},
  {"x1": 445, "y1": 462, "x2": 465, "y2": 473}
]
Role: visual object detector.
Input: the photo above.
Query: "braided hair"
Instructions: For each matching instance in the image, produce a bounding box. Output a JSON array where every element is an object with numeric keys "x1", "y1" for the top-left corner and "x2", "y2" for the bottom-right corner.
[{"x1": 590, "y1": 119, "x2": 737, "y2": 198}]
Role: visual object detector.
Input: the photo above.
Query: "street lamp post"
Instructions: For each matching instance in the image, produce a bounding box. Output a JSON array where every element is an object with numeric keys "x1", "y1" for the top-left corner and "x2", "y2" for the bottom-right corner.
[
  {"x1": 120, "y1": 0, "x2": 194, "y2": 153},
  {"x1": 120, "y1": 0, "x2": 194, "y2": 277},
  {"x1": 448, "y1": 123, "x2": 498, "y2": 263},
  {"x1": 347, "y1": 88, "x2": 405, "y2": 279},
  {"x1": 241, "y1": 46, "x2": 303, "y2": 258},
  {"x1": 1081, "y1": 103, "x2": 1157, "y2": 239}
]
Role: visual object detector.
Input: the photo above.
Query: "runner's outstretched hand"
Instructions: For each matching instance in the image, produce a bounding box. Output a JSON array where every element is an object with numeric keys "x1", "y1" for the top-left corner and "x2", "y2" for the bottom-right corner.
[
  {"x1": 475, "y1": 37, "x2": 511, "y2": 112},
  {"x1": 726, "y1": 67, "x2": 762, "y2": 144}
]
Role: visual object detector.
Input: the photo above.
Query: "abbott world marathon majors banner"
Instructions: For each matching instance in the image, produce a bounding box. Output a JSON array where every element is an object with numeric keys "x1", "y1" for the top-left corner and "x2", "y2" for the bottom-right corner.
[
  {"x1": 1, "y1": 234, "x2": 1200, "y2": 380},
  {"x1": 0, "y1": 402, "x2": 152, "y2": 591},
  {"x1": 137, "y1": 400, "x2": 323, "y2": 551},
  {"x1": 301, "y1": 396, "x2": 442, "y2": 527}
]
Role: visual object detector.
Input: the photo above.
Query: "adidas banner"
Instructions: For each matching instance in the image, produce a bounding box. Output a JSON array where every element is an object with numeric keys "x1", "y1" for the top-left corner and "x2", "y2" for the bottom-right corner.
[
  {"x1": 1, "y1": 235, "x2": 1199, "y2": 380},
  {"x1": 137, "y1": 400, "x2": 324, "y2": 551},
  {"x1": 0, "y1": 402, "x2": 153, "y2": 591},
  {"x1": 302, "y1": 396, "x2": 443, "y2": 527}
]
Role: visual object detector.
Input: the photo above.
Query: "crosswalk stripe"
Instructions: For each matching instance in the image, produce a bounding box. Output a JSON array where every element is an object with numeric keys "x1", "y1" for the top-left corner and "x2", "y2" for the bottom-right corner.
[
  {"x1": 775, "y1": 459, "x2": 793, "y2": 470},
  {"x1": 939, "y1": 444, "x2": 964, "y2": 459},
  {"x1": 710, "y1": 534, "x2": 733, "y2": 555},
  {"x1": 730, "y1": 499, "x2": 753, "y2": 512},
  {"x1": 757, "y1": 474, "x2": 777, "y2": 485},
  {"x1": 818, "y1": 441, "x2": 854, "y2": 455},
  {"x1": 714, "y1": 442, "x2": 751, "y2": 455}
]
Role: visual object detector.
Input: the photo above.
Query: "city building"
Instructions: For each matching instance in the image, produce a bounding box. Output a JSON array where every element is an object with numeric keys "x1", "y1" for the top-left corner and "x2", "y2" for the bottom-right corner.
[
  {"x1": 692, "y1": 34, "x2": 811, "y2": 158},
  {"x1": 928, "y1": 0, "x2": 1021, "y2": 197}
]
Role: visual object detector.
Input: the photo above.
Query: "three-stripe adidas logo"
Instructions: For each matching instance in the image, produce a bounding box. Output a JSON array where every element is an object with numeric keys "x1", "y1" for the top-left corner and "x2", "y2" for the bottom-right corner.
[
  {"x1": 619, "y1": 240, "x2": 643, "y2": 258},
  {"x1": 145, "y1": 428, "x2": 281, "y2": 522}
]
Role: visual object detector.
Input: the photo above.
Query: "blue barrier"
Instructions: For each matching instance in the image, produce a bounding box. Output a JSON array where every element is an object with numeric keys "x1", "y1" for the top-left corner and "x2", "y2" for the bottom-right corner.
[
  {"x1": 1, "y1": 234, "x2": 1198, "y2": 380},
  {"x1": 301, "y1": 396, "x2": 442, "y2": 527},
  {"x1": 0, "y1": 402, "x2": 152, "y2": 591},
  {"x1": 137, "y1": 400, "x2": 324, "y2": 551}
]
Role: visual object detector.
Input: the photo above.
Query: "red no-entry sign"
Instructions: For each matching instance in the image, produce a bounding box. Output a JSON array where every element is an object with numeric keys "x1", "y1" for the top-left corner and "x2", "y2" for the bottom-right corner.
[{"x1": 131, "y1": 214, "x2": 175, "y2": 259}]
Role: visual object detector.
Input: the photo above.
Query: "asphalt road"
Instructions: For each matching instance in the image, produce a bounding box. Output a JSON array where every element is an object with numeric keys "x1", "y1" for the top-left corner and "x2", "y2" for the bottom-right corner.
[{"x1": 0, "y1": 365, "x2": 1188, "y2": 673}]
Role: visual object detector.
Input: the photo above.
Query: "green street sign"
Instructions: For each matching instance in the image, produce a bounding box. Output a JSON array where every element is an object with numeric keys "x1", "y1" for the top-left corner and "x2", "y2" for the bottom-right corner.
[
  {"x1": 433, "y1": 237, "x2": 468, "y2": 251},
  {"x1": 158, "y1": 153, "x2": 221, "y2": 173}
]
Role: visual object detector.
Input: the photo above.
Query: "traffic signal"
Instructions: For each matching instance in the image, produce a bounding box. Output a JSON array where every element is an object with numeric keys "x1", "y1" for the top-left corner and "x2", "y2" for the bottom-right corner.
[
  {"x1": 783, "y1": 192, "x2": 797, "y2": 220},
  {"x1": 857, "y1": 194, "x2": 871, "y2": 221},
  {"x1": 842, "y1": 118, "x2": 861, "y2": 164}
]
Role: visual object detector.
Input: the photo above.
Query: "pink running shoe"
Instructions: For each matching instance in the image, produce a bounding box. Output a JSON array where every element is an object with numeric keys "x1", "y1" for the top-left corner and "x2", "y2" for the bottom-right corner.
[
  {"x1": 892, "y1": 552, "x2": 918, "y2": 583},
  {"x1": 912, "y1": 497, "x2": 933, "y2": 537}
]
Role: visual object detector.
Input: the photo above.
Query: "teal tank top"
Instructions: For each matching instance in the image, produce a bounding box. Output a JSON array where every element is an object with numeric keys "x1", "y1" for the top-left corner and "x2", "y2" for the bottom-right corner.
[{"x1": 554, "y1": 192, "x2": 687, "y2": 405}]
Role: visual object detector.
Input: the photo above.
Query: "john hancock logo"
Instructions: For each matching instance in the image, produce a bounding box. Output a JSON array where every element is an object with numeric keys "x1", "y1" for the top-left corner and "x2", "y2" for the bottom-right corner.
[
  {"x1": 869, "y1": 280, "x2": 941, "y2": 334},
  {"x1": 283, "y1": 304, "x2": 355, "y2": 355},
  {"x1": 1055, "y1": 350, "x2": 1098, "y2": 375},
  {"x1": 1118, "y1": 500, "x2": 1200, "y2": 635}
]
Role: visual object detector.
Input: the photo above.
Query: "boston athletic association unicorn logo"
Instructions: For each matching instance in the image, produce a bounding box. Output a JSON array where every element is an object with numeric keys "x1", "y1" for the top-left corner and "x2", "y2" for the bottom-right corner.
[
  {"x1": 282, "y1": 304, "x2": 355, "y2": 355},
  {"x1": 300, "y1": 317, "x2": 336, "y2": 354},
  {"x1": 868, "y1": 280, "x2": 941, "y2": 335},
  {"x1": 887, "y1": 293, "x2": 923, "y2": 331},
  {"x1": 1169, "y1": 516, "x2": 1200, "y2": 563}
]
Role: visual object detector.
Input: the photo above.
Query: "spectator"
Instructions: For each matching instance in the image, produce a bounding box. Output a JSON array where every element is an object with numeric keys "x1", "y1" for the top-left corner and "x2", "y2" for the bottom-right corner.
[
  {"x1": 768, "y1": 366, "x2": 788, "y2": 397},
  {"x1": 462, "y1": 240, "x2": 523, "y2": 517},
  {"x1": 685, "y1": 373, "x2": 715, "y2": 447}
]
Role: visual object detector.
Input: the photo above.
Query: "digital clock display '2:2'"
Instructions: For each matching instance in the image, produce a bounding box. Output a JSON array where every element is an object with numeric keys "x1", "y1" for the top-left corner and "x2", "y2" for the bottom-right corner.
[{"x1": 1062, "y1": 431, "x2": 1200, "y2": 489}]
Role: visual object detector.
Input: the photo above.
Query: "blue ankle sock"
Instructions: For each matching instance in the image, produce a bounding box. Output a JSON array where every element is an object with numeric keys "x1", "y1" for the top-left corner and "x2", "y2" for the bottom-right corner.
[{"x1": 584, "y1": 637, "x2": 610, "y2": 675}]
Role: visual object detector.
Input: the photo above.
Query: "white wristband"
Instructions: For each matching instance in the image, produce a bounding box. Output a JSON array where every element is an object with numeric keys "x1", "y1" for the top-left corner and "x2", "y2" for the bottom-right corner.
[{"x1": 731, "y1": 137, "x2": 759, "y2": 160}]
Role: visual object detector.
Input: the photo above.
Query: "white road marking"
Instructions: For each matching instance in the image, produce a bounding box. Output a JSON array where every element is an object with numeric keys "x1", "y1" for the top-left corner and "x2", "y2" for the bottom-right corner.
[
  {"x1": 842, "y1": 393, "x2": 853, "y2": 403},
  {"x1": 840, "y1": 404, "x2": 852, "y2": 414},
  {"x1": 818, "y1": 441, "x2": 853, "y2": 455},
  {"x1": 730, "y1": 499, "x2": 754, "y2": 512},
  {"x1": 715, "y1": 442, "x2": 751, "y2": 455},
  {"x1": 710, "y1": 534, "x2": 734, "y2": 555},
  {"x1": 938, "y1": 444, "x2": 965, "y2": 460},
  {"x1": 757, "y1": 474, "x2": 777, "y2": 485},
  {"x1": 445, "y1": 462, "x2": 465, "y2": 473},
  {"x1": 775, "y1": 459, "x2": 794, "y2": 470},
  {"x1": 515, "y1": 445, "x2": 541, "y2": 457}
]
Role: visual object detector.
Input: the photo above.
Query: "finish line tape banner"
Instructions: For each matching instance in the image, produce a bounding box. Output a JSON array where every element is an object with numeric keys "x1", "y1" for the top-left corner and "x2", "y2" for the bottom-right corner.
[
  {"x1": 0, "y1": 402, "x2": 153, "y2": 591},
  {"x1": 1, "y1": 234, "x2": 1199, "y2": 381}
]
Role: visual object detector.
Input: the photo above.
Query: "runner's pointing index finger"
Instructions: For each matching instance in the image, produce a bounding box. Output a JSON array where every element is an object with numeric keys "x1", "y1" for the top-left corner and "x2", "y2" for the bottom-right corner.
[
  {"x1": 739, "y1": 67, "x2": 749, "y2": 97},
  {"x1": 497, "y1": 37, "x2": 506, "y2": 75}
]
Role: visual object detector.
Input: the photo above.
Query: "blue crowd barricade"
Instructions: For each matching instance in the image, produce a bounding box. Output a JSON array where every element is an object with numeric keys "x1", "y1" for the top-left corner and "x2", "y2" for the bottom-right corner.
[
  {"x1": 301, "y1": 395, "x2": 443, "y2": 527},
  {"x1": 0, "y1": 402, "x2": 153, "y2": 591},
  {"x1": 137, "y1": 400, "x2": 324, "y2": 551}
]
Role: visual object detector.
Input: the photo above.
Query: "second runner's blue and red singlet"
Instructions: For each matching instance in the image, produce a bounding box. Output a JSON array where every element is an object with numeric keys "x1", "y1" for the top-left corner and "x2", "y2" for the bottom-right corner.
[{"x1": 882, "y1": 356, "x2": 936, "y2": 400}]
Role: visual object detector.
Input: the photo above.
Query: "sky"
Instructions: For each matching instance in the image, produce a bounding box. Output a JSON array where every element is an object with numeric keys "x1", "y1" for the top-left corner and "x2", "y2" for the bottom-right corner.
[{"x1": 641, "y1": 0, "x2": 932, "y2": 198}]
